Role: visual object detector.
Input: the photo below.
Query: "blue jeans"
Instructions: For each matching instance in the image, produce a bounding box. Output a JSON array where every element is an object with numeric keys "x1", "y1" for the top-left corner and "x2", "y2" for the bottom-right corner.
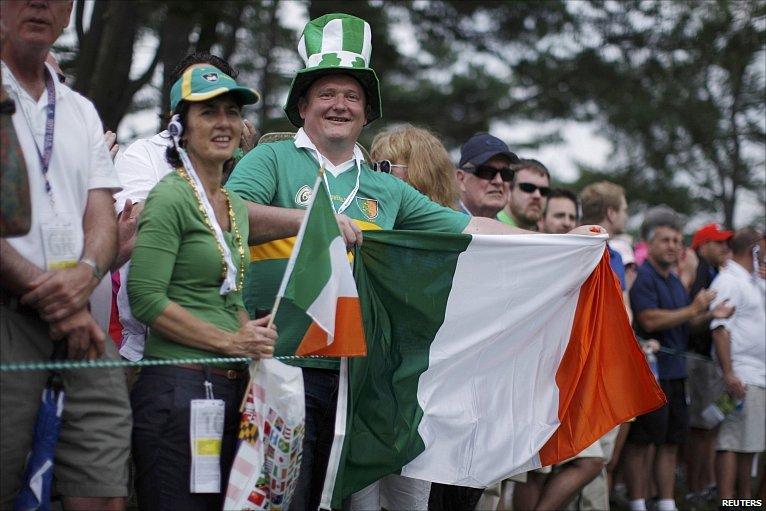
[
  {"x1": 130, "y1": 366, "x2": 245, "y2": 511},
  {"x1": 289, "y1": 368, "x2": 339, "y2": 511}
]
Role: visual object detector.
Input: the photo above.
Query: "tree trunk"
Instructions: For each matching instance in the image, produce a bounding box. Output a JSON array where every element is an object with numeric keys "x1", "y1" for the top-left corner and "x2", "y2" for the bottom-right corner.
[
  {"x1": 220, "y1": 3, "x2": 245, "y2": 63},
  {"x1": 258, "y1": 0, "x2": 280, "y2": 129},
  {"x1": 84, "y1": 1, "x2": 138, "y2": 130},
  {"x1": 71, "y1": 0, "x2": 109, "y2": 94},
  {"x1": 196, "y1": 6, "x2": 222, "y2": 53},
  {"x1": 157, "y1": 4, "x2": 199, "y2": 130}
]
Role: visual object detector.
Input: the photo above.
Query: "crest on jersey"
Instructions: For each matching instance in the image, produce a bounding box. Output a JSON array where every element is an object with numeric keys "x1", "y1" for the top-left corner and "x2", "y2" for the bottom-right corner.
[
  {"x1": 355, "y1": 197, "x2": 378, "y2": 220},
  {"x1": 295, "y1": 185, "x2": 312, "y2": 207}
]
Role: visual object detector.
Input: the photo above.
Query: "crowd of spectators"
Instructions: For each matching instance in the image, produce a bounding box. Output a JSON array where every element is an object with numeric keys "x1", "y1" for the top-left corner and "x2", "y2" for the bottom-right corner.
[{"x1": 1, "y1": 3, "x2": 763, "y2": 511}]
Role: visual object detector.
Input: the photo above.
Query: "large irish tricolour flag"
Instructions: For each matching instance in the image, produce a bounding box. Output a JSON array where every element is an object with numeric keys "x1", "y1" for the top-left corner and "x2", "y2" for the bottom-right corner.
[
  {"x1": 277, "y1": 170, "x2": 366, "y2": 357},
  {"x1": 321, "y1": 230, "x2": 666, "y2": 508}
]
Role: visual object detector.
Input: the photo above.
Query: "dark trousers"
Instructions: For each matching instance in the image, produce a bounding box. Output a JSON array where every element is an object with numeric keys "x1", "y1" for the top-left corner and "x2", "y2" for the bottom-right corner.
[
  {"x1": 130, "y1": 366, "x2": 245, "y2": 511},
  {"x1": 289, "y1": 368, "x2": 340, "y2": 511},
  {"x1": 429, "y1": 483, "x2": 484, "y2": 511}
]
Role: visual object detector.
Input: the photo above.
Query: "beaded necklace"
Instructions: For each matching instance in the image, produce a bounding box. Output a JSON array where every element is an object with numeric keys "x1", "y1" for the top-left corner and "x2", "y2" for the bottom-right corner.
[{"x1": 176, "y1": 165, "x2": 246, "y2": 292}]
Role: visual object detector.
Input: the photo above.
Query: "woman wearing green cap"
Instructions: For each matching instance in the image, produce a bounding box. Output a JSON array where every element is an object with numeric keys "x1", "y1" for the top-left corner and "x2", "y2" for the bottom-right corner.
[{"x1": 127, "y1": 65, "x2": 275, "y2": 510}]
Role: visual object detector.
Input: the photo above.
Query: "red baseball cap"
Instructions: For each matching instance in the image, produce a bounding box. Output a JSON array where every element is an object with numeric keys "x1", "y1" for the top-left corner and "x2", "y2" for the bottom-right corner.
[{"x1": 692, "y1": 223, "x2": 733, "y2": 250}]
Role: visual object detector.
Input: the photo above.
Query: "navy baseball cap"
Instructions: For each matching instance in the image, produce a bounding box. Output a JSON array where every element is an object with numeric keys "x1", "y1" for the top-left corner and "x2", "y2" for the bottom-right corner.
[{"x1": 459, "y1": 132, "x2": 519, "y2": 170}]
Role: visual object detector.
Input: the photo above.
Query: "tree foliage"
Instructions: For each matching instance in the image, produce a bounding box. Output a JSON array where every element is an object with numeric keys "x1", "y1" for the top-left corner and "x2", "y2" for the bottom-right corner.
[
  {"x1": 56, "y1": 0, "x2": 764, "y2": 226},
  {"x1": 57, "y1": 0, "x2": 295, "y2": 134},
  {"x1": 510, "y1": 0, "x2": 765, "y2": 227}
]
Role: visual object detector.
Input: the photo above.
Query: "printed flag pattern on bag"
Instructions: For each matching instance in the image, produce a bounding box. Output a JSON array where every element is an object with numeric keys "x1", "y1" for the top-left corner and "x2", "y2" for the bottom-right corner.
[
  {"x1": 225, "y1": 360, "x2": 305, "y2": 510},
  {"x1": 322, "y1": 231, "x2": 666, "y2": 509},
  {"x1": 278, "y1": 171, "x2": 366, "y2": 357}
]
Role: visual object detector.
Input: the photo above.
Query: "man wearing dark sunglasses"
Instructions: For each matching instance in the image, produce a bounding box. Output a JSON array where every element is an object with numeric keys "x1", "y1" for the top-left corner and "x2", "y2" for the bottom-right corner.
[
  {"x1": 456, "y1": 132, "x2": 519, "y2": 219},
  {"x1": 497, "y1": 159, "x2": 551, "y2": 230}
]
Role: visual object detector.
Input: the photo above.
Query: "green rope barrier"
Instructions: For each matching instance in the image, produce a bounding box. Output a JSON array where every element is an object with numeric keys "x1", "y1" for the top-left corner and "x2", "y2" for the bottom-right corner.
[
  {"x1": 657, "y1": 346, "x2": 715, "y2": 364},
  {"x1": 0, "y1": 355, "x2": 320, "y2": 372},
  {"x1": 0, "y1": 348, "x2": 714, "y2": 372}
]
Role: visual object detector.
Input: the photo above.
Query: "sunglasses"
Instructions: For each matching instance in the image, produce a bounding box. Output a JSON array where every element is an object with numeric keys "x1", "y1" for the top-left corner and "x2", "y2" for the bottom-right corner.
[
  {"x1": 471, "y1": 165, "x2": 514, "y2": 182},
  {"x1": 373, "y1": 160, "x2": 408, "y2": 173},
  {"x1": 516, "y1": 182, "x2": 551, "y2": 197}
]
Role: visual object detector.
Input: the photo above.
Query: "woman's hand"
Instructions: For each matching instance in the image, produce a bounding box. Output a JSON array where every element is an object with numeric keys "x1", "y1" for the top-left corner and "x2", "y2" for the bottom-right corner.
[{"x1": 226, "y1": 315, "x2": 277, "y2": 358}]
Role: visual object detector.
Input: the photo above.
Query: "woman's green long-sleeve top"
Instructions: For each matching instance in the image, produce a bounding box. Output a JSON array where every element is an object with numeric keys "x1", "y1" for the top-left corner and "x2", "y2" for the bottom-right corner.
[{"x1": 128, "y1": 171, "x2": 250, "y2": 361}]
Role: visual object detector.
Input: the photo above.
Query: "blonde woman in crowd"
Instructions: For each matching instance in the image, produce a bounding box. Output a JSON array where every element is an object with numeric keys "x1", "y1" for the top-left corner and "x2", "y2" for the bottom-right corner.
[{"x1": 370, "y1": 124, "x2": 460, "y2": 209}]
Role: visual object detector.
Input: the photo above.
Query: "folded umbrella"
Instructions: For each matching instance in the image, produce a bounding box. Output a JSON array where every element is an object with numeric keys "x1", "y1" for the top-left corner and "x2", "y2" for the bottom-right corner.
[{"x1": 14, "y1": 353, "x2": 65, "y2": 511}]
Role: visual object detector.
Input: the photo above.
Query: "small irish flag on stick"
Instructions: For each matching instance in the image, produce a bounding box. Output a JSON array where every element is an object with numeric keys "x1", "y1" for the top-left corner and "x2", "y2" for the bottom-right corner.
[{"x1": 273, "y1": 168, "x2": 366, "y2": 357}]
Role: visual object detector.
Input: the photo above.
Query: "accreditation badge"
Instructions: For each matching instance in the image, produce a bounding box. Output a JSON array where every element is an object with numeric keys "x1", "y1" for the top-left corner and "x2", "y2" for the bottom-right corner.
[
  {"x1": 40, "y1": 212, "x2": 78, "y2": 270},
  {"x1": 190, "y1": 380, "x2": 225, "y2": 493}
]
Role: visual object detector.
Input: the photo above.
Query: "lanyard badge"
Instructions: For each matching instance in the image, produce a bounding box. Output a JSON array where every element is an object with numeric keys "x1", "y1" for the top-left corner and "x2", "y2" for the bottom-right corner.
[
  {"x1": 190, "y1": 378, "x2": 226, "y2": 493},
  {"x1": 40, "y1": 212, "x2": 78, "y2": 270}
]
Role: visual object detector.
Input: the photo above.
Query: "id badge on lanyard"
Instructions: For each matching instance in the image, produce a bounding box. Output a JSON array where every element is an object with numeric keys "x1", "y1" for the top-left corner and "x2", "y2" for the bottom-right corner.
[
  {"x1": 40, "y1": 212, "x2": 79, "y2": 270},
  {"x1": 190, "y1": 378, "x2": 225, "y2": 493},
  {"x1": 18, "y1": 70, "x2": 71, "y2": 270}
]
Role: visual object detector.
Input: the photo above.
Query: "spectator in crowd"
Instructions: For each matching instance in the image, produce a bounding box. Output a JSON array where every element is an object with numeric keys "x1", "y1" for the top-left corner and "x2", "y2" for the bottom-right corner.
[
  {"x1": 571, "y1": 181, "x2": 637, "y2": 510},
  {"x1": 454, "y1": 132, "x2": 518, "y2": 218},
  {"x1": 127, "y1": 65, "x2": 275, "y2": 510},
  {"x1": 538, "y1": 188, "x2": 578, "y2": 234},
  {"x1": 370, "y1": 123, "x2": 460, "y2": 209},
  {"x1": 0, "y1": 0, "x2": 131, "y2": 508},
  {"x1": 710, "y1": 228, "x2": 765, "y2": 500},
  {"x1": 226, "y1": 14, "x2": 603, "y2": 511},
  {"x1": 623, "y1": 206, "x2": 734, "y2": 511},
  {"x1": 685, "y1": 223, "x2": 733, "y2": 506},
  {"x1": 111, "y1": 52, "x2": 252, "y2": 362},
  {"x1": 497, "y1": 158, "x2": 550, "y2": 230},
  {"x1": 580, "y1": 181, "x2": 631, "y2": 317},
  {"x1": 0, "y1": 69, "x2": 31, "y2": 237}
]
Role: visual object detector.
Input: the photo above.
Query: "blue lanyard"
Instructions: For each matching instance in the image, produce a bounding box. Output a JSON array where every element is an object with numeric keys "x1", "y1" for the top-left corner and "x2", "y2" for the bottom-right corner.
[
  {"x1": 37, "y1": 71, "x2": 56, "y2": 197},
  {"x1": 16, "y1": 69, "x2": 57, "y2": 201}
]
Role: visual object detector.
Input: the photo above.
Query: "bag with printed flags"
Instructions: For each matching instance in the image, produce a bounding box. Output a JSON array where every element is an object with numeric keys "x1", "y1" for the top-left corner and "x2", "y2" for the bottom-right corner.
[{"x1": 224, "y1": 359, "x2": 305, "y2": 510}]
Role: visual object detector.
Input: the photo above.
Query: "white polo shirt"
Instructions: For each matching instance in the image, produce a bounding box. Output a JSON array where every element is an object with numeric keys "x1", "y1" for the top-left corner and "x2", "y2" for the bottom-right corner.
[
  {"x1": 2, "y1": 61, "x2": 120, "y2": 331},
  {"x1": 1, "y1": 61, "x2": 121, "y2": 271},
  {"x1": 112, "y1": 131, "x2": 173, "y2": 214},
  {"x1": 710, "y1": 260, "x2": 766, "y2": 387},
  {"x1": 293, "y1": 127, "x2": 365, "y2": 177}
]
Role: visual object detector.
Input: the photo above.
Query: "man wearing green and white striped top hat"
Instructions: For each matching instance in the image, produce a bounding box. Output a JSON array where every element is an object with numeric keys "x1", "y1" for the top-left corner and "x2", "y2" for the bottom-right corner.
[{"x1": 227, "y1": 12, "x2": 603, "y2": 511}]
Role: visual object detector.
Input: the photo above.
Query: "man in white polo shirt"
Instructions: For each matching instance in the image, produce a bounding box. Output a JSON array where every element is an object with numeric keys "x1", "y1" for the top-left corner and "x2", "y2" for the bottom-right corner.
[
  {"x1": 710, "y1": 228, "x2": 765, "y2": 501},
  {"x1": 0, "y1": 1, "x2": 130, "y2": 508}
]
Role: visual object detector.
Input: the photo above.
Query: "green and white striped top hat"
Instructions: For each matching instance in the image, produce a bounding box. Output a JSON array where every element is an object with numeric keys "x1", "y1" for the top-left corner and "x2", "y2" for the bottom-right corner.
[{"x1": 284, "y1": 13, "x2": 381, "y2": 127}]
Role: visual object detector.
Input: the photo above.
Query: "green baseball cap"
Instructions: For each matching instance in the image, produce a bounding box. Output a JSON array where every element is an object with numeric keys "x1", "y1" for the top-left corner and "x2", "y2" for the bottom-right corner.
[
  {"x1": 169, "y1": 64, "x2": 260, "y2": 112},
  {"x1": 284, "y1": 13, "x2": 381, "y2": 127}
]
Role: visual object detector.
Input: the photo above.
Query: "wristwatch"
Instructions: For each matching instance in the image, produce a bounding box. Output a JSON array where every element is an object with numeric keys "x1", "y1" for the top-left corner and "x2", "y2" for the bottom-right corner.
[{"x1": 79, "y1": 258, "x2": 104, "y2": 281}]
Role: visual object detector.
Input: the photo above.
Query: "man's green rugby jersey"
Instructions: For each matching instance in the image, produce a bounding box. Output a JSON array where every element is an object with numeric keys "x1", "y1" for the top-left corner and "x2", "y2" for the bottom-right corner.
[{"x1": 226, "y1": 139, "x2": 469, "y2": 369}]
